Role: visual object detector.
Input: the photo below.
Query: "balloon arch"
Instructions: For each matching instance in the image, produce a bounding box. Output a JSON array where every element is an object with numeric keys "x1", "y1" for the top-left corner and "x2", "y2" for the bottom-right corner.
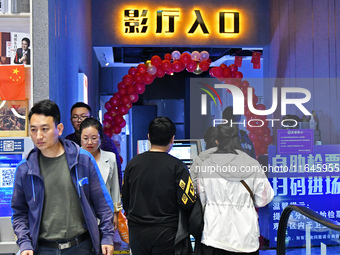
[{"x1": 103, "y1": 50, "x2": 273, "y2": 158}]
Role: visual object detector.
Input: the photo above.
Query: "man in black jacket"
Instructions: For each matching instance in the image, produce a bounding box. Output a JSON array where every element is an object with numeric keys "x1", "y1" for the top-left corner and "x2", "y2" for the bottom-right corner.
[
  {"x1": 122, "y1": 117, "x2": 196, "y2": 255},
  {"x1": 14, "y1": 37, "x2": 30, "y2": 65}
]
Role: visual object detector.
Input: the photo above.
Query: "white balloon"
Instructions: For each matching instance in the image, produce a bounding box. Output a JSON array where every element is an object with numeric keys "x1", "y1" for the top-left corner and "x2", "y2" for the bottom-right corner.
[
  {"x1": 191, "y1": 51, "x2": 201, "y2": 61},
  {"x1": 200, "y1": 51, "x2": 209, "y2": 61}
]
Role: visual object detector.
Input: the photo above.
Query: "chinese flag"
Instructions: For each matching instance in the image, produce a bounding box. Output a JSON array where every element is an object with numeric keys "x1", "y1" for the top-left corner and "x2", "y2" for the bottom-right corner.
[
  {"x1": 234, "y1": 56, "x2": 243, "y2": 67},
  {"x1": 0, "y1": 65, "x2": 26, "y2": 100},
  {"x1": 251, "y1": 51, "x2": 261, "y2": 65}
]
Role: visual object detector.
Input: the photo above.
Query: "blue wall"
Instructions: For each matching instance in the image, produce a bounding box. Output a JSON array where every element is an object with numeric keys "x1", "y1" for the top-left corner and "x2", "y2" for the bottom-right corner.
[{"x1": 48, "y1": 0, "x2": 97, "y2": 136}]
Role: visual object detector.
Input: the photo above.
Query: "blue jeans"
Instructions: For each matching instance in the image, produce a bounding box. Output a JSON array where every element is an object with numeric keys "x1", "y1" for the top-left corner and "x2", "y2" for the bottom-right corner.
[{"x1": 36, "y1": 237, "x2": 95, "y2": 255}]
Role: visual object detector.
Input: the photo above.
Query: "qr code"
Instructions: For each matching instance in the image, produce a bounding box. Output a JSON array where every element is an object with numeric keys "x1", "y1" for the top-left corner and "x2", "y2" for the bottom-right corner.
[
  {"x1": 1, "y1": 168, "x2": 15, "y2": 187},
  {"x1": 4, "y1": 141, "x2": 14, "y2": 151}
]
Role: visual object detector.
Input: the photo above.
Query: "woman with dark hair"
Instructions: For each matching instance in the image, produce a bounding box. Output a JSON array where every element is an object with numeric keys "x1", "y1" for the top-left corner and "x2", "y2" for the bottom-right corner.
[
  {"x1": 197, "y1": 124, "x2": 274, "y2": 255},
  {"x1": 80, "y1": 117, "x2": 121, "y2": 230}
]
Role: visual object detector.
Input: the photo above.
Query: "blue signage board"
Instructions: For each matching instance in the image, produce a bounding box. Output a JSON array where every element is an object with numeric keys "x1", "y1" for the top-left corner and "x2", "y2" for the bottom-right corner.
[
  {"x1": 0, "y1": 154, "x2": 23, "y2": 217},
  {"x1": 268, "y1": 145, "x2": 340, "y2": 248},
  {"x1": 277, "y1": 129, "x2": 314, "y2": 154},
  {"x1": 0, "y1": 139, "x2": 25, "y2": 153}
]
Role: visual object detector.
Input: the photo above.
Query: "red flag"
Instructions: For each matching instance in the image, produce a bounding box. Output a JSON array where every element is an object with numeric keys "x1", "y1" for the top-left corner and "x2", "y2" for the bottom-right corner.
[
  {"x1": 234, "y1": 56, "x2": 243, "y2": 67},
  {"x1": 253, "y1": 62, "x2": 261, "y2": 69},
  {"x1": 0, "y1": 65, "x2": 26, "y2": 100},
  {"x1": 251, "y1": 51, "x2": 261, "y2": 65}
]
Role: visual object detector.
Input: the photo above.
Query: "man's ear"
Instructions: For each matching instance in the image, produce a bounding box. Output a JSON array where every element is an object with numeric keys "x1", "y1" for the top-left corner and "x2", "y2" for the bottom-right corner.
[
  {"x1": 215, "y1": 140, "x2": 219, "y2": 146},
  {"x1": 57, "y1": 123, "x2": 64, "y2": 136},
  {"x1": 170, "y1": 135, "x2": 175, "y2": 144},
  {"x1": 148, "y1": 133, "x2": 150, "y2": 140}
]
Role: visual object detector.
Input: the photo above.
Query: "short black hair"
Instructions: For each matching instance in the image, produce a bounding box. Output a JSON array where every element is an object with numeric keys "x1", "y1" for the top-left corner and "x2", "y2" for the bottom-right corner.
[
  {"x1": 148, "y1": 117, "x2": 176, "y2": 146},
  {"x1": 203, "y1": 126, "x2": 218, "y2": 150},
  {"x1": 222, "y1": 106, "x2": 241, "y2": 124},
  {"x1": 216, "y1": 124, "x2": 243, "y2": 154},
  {"x1": 79, "y1": 117, "x2": 103, "y2": 138},
  {"x1": 70, "y1": 102, "x2": 92, "y2": 116},
  {"x1": 22, "y1": 37, "x2": 30, "y2": 47},
  {"x1": 28, "y1": 99, "x2": 60, "y2": 125}
]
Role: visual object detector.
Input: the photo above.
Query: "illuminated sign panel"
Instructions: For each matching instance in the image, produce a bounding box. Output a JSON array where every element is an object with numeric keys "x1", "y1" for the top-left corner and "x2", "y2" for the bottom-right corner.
[
  {"x1": 122, "y1": 8, "x2": 240, "y2": 36},
  {"x1": 94, "y1": 1, "x2": 269, "y2": 46}
]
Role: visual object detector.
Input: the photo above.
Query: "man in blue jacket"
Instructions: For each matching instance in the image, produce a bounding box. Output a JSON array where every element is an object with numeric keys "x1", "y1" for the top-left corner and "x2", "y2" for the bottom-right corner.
[{"x1": 11, "y1": 100, "x2": 115, "y2": 255}]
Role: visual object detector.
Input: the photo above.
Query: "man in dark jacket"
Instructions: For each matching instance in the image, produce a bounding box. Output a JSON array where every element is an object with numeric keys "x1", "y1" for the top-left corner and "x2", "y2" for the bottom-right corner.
[
  {"x1": 65, "y1": 102, "x2": 122, "y2": 189},
  {"x1": 14, "y1": 37, "x2": 30, "y2": 65},
  {"x1": 122, "y1": 117, "x2": 196, "y2": 255},
  {"x1": 11, "y1": 100, "x2": 115, "y2": 255}
]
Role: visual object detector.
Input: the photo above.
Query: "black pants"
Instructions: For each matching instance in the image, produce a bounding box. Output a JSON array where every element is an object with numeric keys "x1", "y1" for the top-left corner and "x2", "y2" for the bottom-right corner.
[
  {"x1": 201, "y1": 244, "x2": 259, "y2": 255},
  {"x1": 129, "y1": 226, "x2": 177, "y2": 255}
]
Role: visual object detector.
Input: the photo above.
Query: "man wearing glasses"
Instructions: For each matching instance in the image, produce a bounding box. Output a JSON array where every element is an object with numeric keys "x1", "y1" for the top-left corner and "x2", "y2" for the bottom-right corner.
[{"x1": 65, "y1": 102, "x2": 122, "y2": 189}]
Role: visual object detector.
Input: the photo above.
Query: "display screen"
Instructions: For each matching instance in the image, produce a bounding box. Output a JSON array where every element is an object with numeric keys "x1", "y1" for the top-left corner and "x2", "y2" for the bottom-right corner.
[
  {"x1": 169, "y1": 140, "x2": 200, "y2": 168},
  {"x1": 0, "y1": 154, "x2": 22, "y2": 217}
]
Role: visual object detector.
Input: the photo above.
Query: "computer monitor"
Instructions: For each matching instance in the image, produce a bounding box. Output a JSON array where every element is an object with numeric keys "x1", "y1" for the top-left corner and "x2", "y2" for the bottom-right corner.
[{"x1": 137, "y1": 139, "x2": 202, "y2": 169}]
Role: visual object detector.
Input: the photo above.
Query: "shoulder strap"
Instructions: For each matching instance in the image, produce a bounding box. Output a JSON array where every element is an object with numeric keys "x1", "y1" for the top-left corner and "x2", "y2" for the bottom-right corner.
[{"x1": 240, "y1": 180, "x2": 255, "y2": 204}]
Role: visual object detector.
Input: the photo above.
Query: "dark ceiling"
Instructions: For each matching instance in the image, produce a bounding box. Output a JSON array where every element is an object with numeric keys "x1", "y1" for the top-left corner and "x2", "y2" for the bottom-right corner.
[{"x1": 112, "y1": 47, "x2": 262, "y2": 64}]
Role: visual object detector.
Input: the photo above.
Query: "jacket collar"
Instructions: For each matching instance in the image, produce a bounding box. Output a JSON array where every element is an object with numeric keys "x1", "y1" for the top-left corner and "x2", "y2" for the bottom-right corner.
[{"x1": 26, "y1": 138, "x2": 79, "y2": 175}]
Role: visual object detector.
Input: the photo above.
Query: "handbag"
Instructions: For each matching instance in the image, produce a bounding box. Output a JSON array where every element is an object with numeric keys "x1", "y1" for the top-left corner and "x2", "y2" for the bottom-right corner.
[{"x1": 117, "y1": 211, "x2": 129, "y2": 243}]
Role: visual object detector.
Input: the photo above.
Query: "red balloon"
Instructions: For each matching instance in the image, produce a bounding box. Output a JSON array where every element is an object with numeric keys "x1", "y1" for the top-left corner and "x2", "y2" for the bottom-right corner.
[
  {"x1": 165, "y1": 67, "x2": 174, "y2": 75},
  {"x1": 117, "y1": 81, "x2": 127, "y2": 90},
  {"x1": 240, "y1": 80, "x2": 249, "y2": 89},
  {"x1": 126, "y1": 85, "x2": 135, "y2": 95},
  {"x1": 118, "y1": 105, "x2": 129, "y2": 115},
  {"x1": 253, "y1": 140, "x2": 262, "y2": 149},
  {"x1": 103, "y1": 112, "x2": 113, "y2": 121},
  {"x1": 135, "y1": 82, "x2": 146, "y2": 94},
  {"x1": 255, "y1": 104, "x2": 266, "y2": 111},
  {"x1": 234, "y1": 71, "x2": 243, "y2": 79},
  {"x1": 102, "y1": 119, "x2": 112, "y2": 129},
  {"x1": 112, "y1": 125, "x2": 122, "y2": 135},
  {"x1": 263, "y1": 126, "x2": 271, "y2": 135},
  {"x1": 143, "y1": 73, "x2": 154, "y2": 84},
  {"x1": 220, "y1": 63, "x2": 228, "y2": 69},
  {"x1": 103, "y1": 127, "x2": 113, "y2": 138},
  {"x1": 109, "y1": 96, "x2": 120, "y2": 107},
  {"x1": 207, "y1": 58, "x2": 212, "y2": 64},
  {"x1": 133, "y1": 73, "x2": 144, "y2": 83},
  {"x1": 210, "y1": 67, "x2": 223, "y2": 78},
  {"x1": 108, "y1": 107, "x2": 119, "y2": 117},
  {"x1": 186, "y1": 61, "x2": 197, "y2": 72},
  {"x1": 104, "y1": 101, "x2": 112, "y2": 111},
  {"x1": 248, "y1": 132, "x2": 259, "y2": 142},
  {"x1": 155, "y1": 66, "x2": 165, "y2": 78},
  {"x1": 113, "y1": 92, "x2": 121, "y2": 99},
  {"x1": 164, "y1": 53, "x2": 172, "y2": 60},
  {"x1": 123, "y1": 75, "x2": 134, "y2": 85},
  {"x1": 161, "y1": 60, "x2": 172, "y2": 71},
  {"x1": 113, "y1": 115, "x2": 124, "y2": 125},
  {"x1": 151, "y1": 55, "x2": 162, "y2": 66},
  {"x1": 119, "y1": 155, "x2": 123, "y2": 164},
  {"x1": 120, "y1": 95, "x2": 131, "y2": 105},
  {"x1": 172, "y1": 61, "x2": 185, "y2": 72},
  {"x1": 180, "y1": 53, "x2": 192, "y2": 65},
  {"x1": 125, "y1": 102, "x2": 133, "y2": 109},
  {"x1": 260, "y1": 134, "x2": 273, "y2": 145},
  {"x1": 244, "y1": 106, "x2": 253, "y2": 119},
  {"x1": 229, "y1": 64, "x2": 238, "y2": 73},
  {"x1": 130, "y1": 93, "x2": 139, "y2": 103},
  {"x1": 118, "y1": 88, "x2": 127, "y2": 96},
  {"x1": 199, "y1": 60, "x2": 210, "y2": 71},
  {"x1": 223, "y1": 67, "x2": 231, "y2": 78},
  {"x1": 255, "y1": 127, "x2": 265, "y2": 136},
  {"x1": 137, "y1": 64, "x2": 147, "y2": 74},
  {"x1": 119, "y1": 120, "x2": 126, "y2": 128},
  {"x1": 252, "y1": 94, "x2": 259, "y2": 105},
  {"x1": 128, "y1": 67, "x2": 138, "y2": 76}
]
